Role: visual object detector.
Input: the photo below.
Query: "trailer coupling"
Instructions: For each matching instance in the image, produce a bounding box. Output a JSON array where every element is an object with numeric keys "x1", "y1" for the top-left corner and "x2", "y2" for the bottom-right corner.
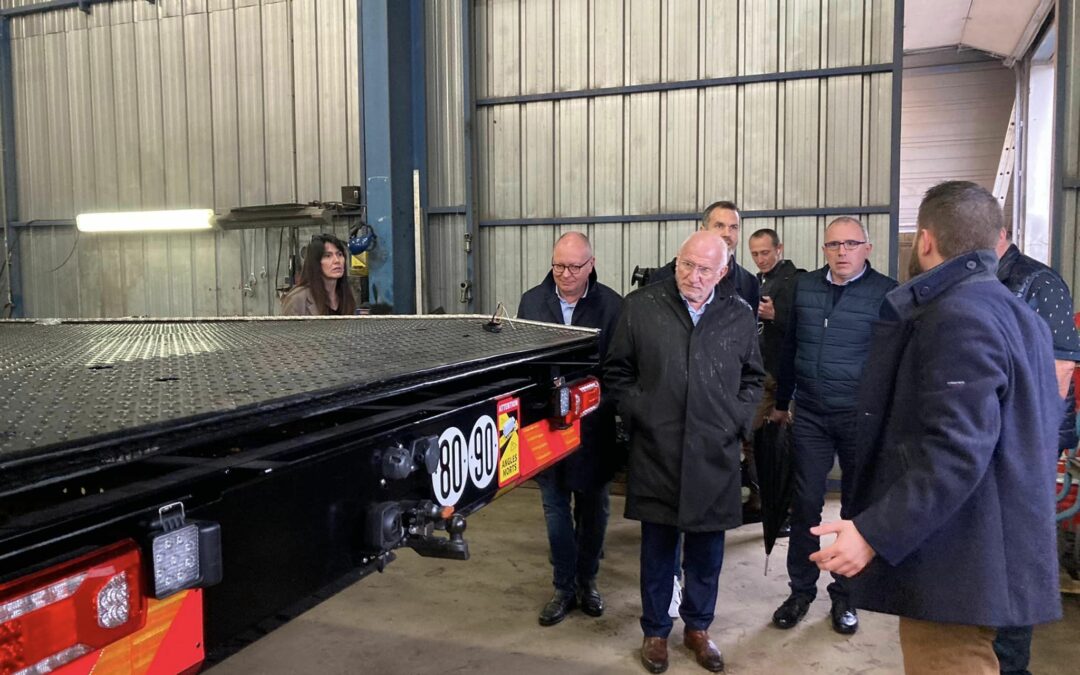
[{"x1": 365, "y1": 500, "x2": 469, "y2": 561}]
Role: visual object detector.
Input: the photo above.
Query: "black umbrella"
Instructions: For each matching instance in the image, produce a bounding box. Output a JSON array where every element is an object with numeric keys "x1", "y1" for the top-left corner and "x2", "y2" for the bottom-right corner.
[{"x1": 753, "y1": 420, "x2": 795, "y2": 571}]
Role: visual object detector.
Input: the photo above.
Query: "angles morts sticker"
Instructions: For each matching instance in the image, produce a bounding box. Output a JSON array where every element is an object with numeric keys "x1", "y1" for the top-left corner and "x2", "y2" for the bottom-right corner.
[{"x1": 496, "y1": 397, "x2": 521, "y2": 487}]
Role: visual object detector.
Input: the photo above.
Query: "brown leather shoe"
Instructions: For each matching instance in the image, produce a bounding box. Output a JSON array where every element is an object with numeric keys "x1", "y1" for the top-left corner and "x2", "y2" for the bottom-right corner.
[
  {"x1": 640, "y1": 636, "x2": 669, "y2": 673},
  {"x1": 684, "y1": 629, "x2": 724, "y2": 672}
]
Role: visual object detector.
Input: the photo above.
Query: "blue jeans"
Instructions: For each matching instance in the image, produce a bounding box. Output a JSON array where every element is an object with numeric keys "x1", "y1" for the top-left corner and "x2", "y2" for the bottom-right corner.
[
  {"x1": 640, "y1": 522, "x2": 726, "y2": 637},
  {"x1": 536, "y1": 474, "x2": 610, "y2": 594},
  {"x1": 993, "y1": 625, "x2": 1032, "y2": 675},
  {"x1": 787, "y1": 407, "x2": 858, "y2": 600}
]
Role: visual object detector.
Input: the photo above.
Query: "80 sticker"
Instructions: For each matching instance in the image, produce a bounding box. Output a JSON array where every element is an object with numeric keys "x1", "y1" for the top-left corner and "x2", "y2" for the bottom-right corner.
[{"x1": 432, "y1": 414, "x2": 499, "y2": 506}]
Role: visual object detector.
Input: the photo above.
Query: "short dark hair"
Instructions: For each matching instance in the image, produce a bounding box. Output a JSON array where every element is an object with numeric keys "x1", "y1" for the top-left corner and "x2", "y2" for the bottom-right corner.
[
  {"x1": 917, "y1": 181, "x2": 1002, "y2": 258},
  {"x1": 701, "y1": 200, "x2": 739, "y2": 226},
  {"x1": 749, "y1": 228, "x2": 780, "y2": 247}
]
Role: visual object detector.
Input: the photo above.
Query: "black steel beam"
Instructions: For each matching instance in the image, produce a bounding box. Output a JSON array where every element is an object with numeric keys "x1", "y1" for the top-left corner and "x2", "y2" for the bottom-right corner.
[
  {"x1": 889, "y1": 0, "x2": 905, "y2": 278},
  {"x1": 460, "y1": 0, "x2": 477, "y2": 313},
  {"x1": 1054, "y1": 0, "x2": 1073, "y2": 272}
]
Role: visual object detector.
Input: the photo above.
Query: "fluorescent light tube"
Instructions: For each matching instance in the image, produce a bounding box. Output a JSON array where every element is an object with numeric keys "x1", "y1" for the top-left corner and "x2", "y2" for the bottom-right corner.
[{"x1": 76, "y1": 209, "x2": 215, "y2": 233}]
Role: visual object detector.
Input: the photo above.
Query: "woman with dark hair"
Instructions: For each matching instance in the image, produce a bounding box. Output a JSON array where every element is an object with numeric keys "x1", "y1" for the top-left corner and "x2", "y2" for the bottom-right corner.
[{"x1": 281, "y1": 234, "x2": 357, "y2": 316}]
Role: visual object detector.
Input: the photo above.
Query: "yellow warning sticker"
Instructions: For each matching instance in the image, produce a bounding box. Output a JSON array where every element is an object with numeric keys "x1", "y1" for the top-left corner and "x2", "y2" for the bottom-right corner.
[{"x1": 497, "y1": 397, "x2": 521, "y2": 486}]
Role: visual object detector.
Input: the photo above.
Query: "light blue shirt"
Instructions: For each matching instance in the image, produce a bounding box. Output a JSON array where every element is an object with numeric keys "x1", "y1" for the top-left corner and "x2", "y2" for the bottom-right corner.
[
  {"x1": 826, "y1": 262, "x2": 869, "y2": 286},
  {"x1": 681, "y1": 288, "x2": 715, "y2": 326},
  {"x1": 555, "y1": 282, "x2": 589, "y2": 325}
]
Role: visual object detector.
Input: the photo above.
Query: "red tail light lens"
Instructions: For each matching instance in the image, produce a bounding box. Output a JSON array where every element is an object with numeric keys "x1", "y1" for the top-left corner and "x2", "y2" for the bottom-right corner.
[
  {"x1": 0, "y1": 541, "x2": 146, "y2": 675},
  {"x1": 552, "y1": 376, "x2": 602, "y2": 429}
]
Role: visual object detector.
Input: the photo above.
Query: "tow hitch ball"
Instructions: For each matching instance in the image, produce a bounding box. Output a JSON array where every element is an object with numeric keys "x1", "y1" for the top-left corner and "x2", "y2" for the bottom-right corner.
[{"x1": 364, "y1": 500, "x2": 469, "y2": 561}]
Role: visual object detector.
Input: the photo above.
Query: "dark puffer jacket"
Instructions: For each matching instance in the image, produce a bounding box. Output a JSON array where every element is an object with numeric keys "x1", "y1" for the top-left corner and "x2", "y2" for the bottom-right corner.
[{"x1": 776, "y1": 263, "x2": 896, "y2": 413}]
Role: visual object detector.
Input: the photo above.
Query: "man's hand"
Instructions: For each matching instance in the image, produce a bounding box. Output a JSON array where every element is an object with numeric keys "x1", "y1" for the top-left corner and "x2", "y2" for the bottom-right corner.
[
  {"x1": 758, "y1": 296, "x2": 776, "y2": 321},
  {"x1": 768, "y1": 407, "x2": 791, "y2": 425},
  {"x1": 809, "y1": 520, "x2": 876, "y2": 577}
]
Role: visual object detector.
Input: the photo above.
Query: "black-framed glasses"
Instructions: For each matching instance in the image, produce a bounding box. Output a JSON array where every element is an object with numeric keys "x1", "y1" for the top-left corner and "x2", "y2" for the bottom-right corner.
[
  {"x1": 552, "y1": 259, "x2": 593, "y2": 275},
  {"x1": 823, "y1": 240, "x2": 866, "y2": 251}
]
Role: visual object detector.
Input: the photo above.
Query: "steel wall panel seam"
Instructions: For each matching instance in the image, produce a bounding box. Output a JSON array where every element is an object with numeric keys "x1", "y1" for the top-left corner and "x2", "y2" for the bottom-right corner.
[
  {"x1": 475, "y1": 62, "x2": 893, "y2": 106},
  {"x1": 477, "y1": 205, "x2": 891, "y2": 227}
]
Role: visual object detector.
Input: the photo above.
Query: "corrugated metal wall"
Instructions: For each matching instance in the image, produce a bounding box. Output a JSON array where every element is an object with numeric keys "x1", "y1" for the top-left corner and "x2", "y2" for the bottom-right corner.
[
  {"x1": 1060, "y1": 1, "x2": 1080, "y2": 304},
  {"x1": 8, "y1": 0, "x2": 362, "y2": 318},
  {"x1": 473, "y1": 0, "x2": 896, "y2": 315}
]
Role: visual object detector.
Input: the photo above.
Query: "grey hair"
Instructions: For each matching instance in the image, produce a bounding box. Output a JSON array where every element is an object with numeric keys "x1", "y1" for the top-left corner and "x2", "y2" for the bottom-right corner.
[{"x1": 825, "y1": 216, "x2": 870, "y2": 243}]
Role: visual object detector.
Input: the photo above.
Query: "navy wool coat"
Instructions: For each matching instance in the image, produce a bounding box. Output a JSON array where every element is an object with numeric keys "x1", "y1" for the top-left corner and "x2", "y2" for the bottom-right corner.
[
  {"x1": 848, "y1": 250, "x2": 1062, "y2": 627},
  {"x1": 603, "y1": 276, "x2": 765, "y2": 531},
  {"x1": 517, "y1": 269, "x2": 623, "y2": 490}
]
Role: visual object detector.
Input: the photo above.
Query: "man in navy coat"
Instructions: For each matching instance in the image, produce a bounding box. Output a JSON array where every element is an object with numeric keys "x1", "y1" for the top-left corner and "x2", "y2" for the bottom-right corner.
[
  {"x1": 517, "y1": 232, "x2": 623, "y2": 627},
  {"x1": 811, "y1": 181, "x2": 1062, "y2": 673}
]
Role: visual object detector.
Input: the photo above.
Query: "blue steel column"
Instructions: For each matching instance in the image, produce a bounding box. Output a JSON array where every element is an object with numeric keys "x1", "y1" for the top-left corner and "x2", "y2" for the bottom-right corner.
[
  {"x1": 361, "y1": 0, "x2": 419, "y2": 313},
  {"x1": 410, "y1": 0, "x2": 428, "y2": 313},
  {"x1": 0, "y1": 18, "x2": 21, "y2": 318}
]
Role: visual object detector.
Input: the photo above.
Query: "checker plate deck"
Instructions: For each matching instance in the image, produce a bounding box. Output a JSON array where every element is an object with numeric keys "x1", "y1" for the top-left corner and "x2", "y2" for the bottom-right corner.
[{"x1": 0, "y1": 316, "x2": 596, "y2": 470}]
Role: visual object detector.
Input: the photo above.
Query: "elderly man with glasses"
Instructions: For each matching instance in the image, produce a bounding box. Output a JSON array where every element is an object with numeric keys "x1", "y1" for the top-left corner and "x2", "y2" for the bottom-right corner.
[
  {"x1": 767, "y1": 217, "x2": 897, "y2": 636},
  {"x1": 605, "y1": 231, "x2": 764, "y2": 673},
  {"x1": 517, "y1": 231, "x2": 624, "y2": 627}
]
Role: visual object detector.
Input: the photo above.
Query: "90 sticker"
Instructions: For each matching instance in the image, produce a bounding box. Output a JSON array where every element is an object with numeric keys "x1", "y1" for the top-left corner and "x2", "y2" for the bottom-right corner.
[{"x1": 432, "y1": 414, "x2": 499, "y2": 506}]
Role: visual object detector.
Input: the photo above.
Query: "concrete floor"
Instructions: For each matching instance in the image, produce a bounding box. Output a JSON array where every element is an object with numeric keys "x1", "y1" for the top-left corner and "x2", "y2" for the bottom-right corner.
[{"x1": 211, "y1": 487, "x2": 1080, "y2": 674}]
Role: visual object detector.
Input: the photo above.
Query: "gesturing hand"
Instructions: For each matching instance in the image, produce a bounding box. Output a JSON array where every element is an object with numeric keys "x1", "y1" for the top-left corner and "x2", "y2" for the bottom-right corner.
[{"x1": 809, "y1": 520, "x2": 876, "y2": 577}]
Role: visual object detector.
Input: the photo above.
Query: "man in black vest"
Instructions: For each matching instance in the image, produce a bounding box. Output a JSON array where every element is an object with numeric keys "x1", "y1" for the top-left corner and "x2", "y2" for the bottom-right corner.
[
  {"x1": 769, "y1": 217, "x2": 897, "y2": 635},
  {"x1": 992, "y1": 229, "x2": 1080, "y2": 675},
  {"x1": 649, "y1": 201, "x2": 760, "y2": 315},
  {"x1": 517, "y1": 232, "x2": 623, "y2": 627}
]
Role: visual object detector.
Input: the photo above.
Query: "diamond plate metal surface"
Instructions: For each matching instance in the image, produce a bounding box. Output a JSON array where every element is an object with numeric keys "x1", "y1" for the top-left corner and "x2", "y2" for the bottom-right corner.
[{"x1": 0, "y1": 317, "x2": 595, "y2": 463}]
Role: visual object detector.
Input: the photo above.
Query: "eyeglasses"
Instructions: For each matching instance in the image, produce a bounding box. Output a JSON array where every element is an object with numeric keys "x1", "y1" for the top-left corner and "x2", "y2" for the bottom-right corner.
[
  {"x1": 552, "y1": 259, "x2": 592, "y2": 275},
  {"x1": 823, "y1": 240, "x2": 866, "y2": 251},
  {"x1": 676, "y1": 258, "x2": 719, "y2": 279}
]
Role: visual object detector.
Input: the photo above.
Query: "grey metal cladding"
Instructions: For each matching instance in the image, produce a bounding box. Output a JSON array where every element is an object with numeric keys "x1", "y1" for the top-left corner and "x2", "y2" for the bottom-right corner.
[
  {"x1": 7, "y1": 0, "x2": 362, "y2": 318},
  {"x1": 470, "y1": 0, "x2": 897, "y2": 314}
]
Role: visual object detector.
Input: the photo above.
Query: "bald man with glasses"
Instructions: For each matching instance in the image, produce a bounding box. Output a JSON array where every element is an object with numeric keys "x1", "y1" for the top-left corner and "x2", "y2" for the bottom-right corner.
[
  {"x1": 768, "y1": 217, "x2": 897, "y2": 636},
  {"x1": 518, "y1": 232, "x2": 624, "y2": 627},
  {"x1": 606, "y1": 231, "x2": 764, "y2": 673}
]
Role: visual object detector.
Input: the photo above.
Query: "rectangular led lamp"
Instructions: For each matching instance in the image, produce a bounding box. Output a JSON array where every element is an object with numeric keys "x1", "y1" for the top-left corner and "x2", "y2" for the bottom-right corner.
[{"x1": 76, "y1": 209, "x2": 215, "y2": 232}]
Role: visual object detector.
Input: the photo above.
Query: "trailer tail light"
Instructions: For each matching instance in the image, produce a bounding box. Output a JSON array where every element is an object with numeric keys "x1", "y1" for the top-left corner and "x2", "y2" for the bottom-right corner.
[
  {"x1": 0, "y1": 540, "x2": 146, "y2": 675},
  {"x1": 552, "y1": 376, "x2": 602, "y2": 429}
]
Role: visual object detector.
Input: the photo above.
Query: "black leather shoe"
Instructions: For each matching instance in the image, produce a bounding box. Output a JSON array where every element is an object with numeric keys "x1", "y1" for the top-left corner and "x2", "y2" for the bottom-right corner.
[
  {"x1": 772, "y1": 593, "x2": 813, "y2": 629},
  {"x1": 578, "y1": 579, "x2": 604, "y2": 617},
  {"x1": 830, "y1": 598, "x2": 858, "y2": 635},
  {"x1": 538, "y1": 590, "x2": 576, "y2": 626}
]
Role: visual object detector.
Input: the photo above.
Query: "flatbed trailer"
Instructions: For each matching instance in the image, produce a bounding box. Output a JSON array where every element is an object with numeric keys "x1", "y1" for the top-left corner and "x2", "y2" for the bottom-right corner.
[{"x1": 0, "y1": 315, "x2": 601, "y2": 674}]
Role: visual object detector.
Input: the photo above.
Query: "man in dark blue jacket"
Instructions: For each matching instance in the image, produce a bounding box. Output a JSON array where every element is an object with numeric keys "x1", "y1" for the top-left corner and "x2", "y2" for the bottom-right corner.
[
  {"x1": 648, "y1": 201, "x2": 760, "y2": 315},
  {"x1": 812, "y1": 181, "x2": 1061, "y2": 673},
  {"x1": 992, "y1": 229, "x2": 1080, "y2": 674},
  {"x1": 517, "y1": 232, "x2": 623, "y2": 627},
  {"x1": 769, "y1": 217, "x2": 896, "y2": 635}
]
